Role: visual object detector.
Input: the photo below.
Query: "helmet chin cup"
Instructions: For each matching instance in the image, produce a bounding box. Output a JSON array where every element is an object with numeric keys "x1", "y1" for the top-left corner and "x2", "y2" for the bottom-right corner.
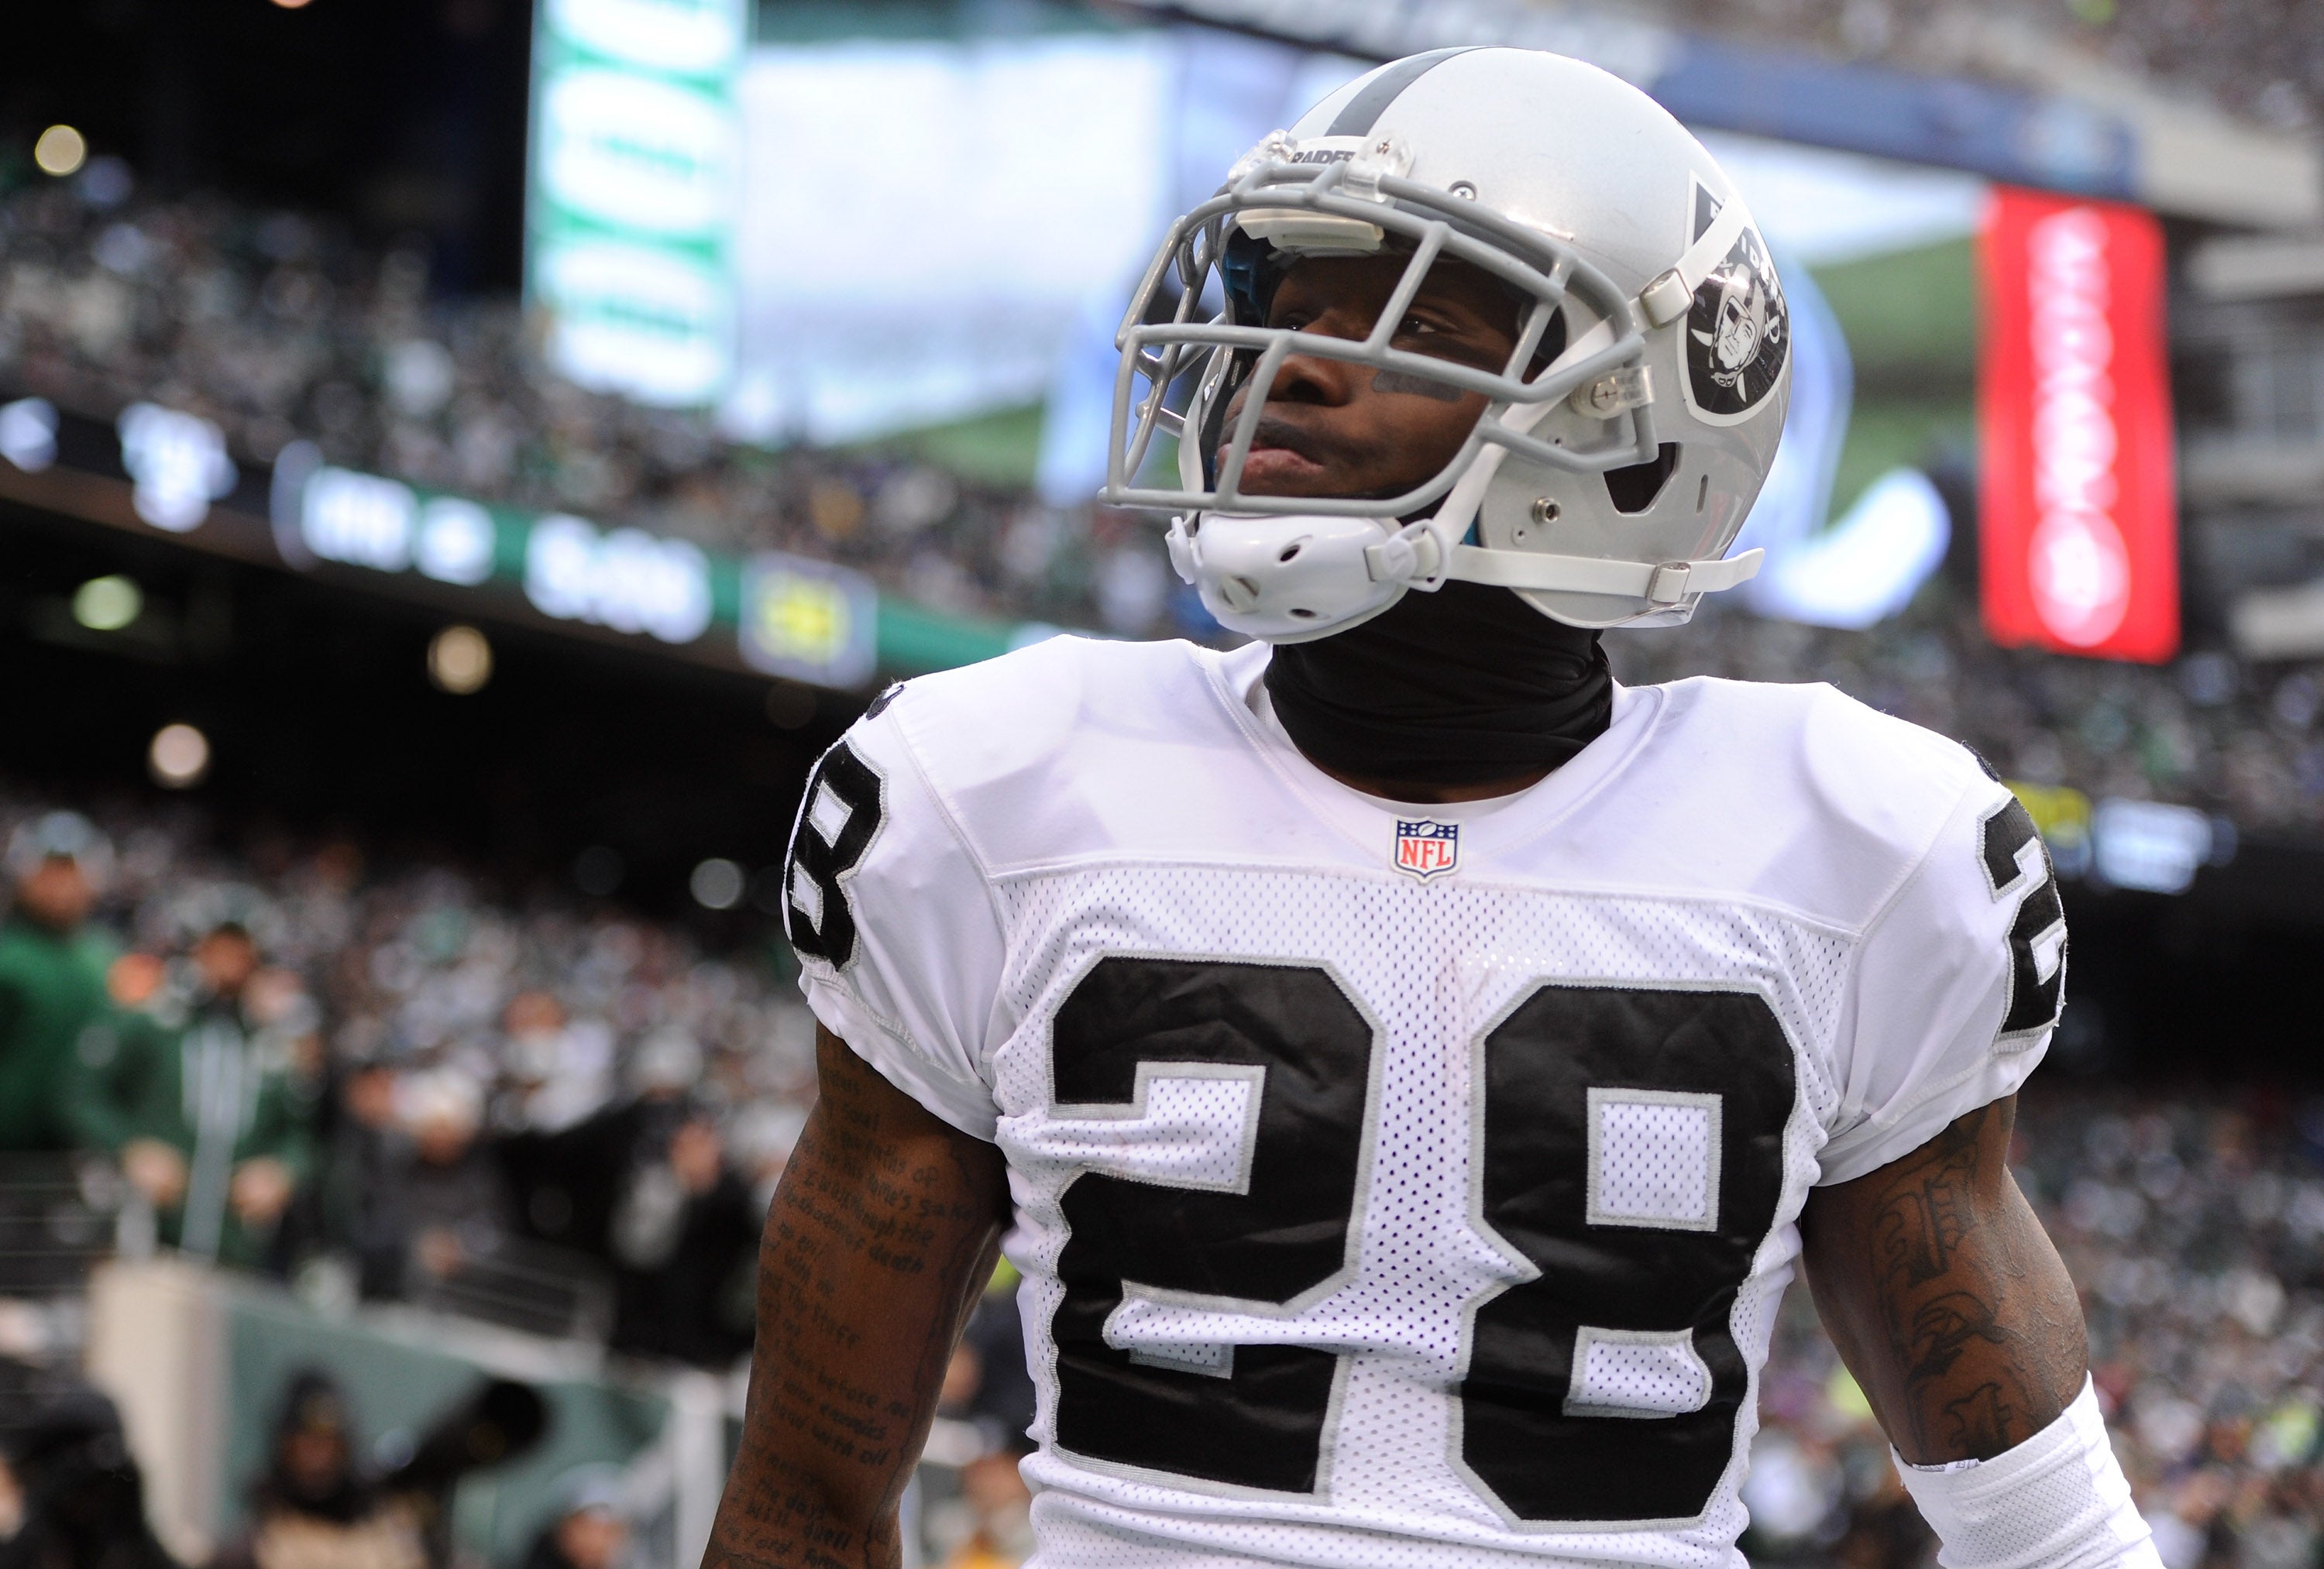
[
  {"x1": 1171, "y1": 511, "x2": 1453, "y2": 644},
  {"x1": 1164, "y1": 514, "x2": 1201, "y2": 586}
]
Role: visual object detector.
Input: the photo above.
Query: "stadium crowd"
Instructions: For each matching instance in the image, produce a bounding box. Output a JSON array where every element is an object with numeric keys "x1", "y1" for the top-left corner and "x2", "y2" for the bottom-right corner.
[
  {"x1": 5, "y1": 171, "x2": 2323, "y2": 840},
  {"x1": 1616, "y1": 603, "x2": 2324, "y2": 840},
  {"x1": 1660, "y1": 0, "x2": 2319, "y2": 134},
  {"x1": 0, "y1": 174, "x2": 1133, "y2": 641},
  {"x1": 0, "y1": 791, "x2": 810, "y2": 1368}
]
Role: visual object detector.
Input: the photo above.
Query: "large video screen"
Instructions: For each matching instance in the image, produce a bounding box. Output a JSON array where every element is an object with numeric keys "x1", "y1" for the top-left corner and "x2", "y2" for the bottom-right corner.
[{"x1": 528, "y1": 0, "x2": 2109, "y2": 637}]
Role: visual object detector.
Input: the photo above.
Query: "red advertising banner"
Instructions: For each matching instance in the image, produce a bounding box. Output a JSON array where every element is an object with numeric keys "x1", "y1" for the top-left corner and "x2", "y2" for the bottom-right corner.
[{"x1": 1978, "y1": 187, "x2": 2178, "y2": 662}]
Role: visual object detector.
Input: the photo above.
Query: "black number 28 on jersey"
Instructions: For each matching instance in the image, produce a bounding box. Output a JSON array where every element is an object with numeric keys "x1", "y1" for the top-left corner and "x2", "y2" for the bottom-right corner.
[
  {"x1": 1047, "y1": 956, "x2": 1794, "y2": 1527},
  {"x1": 1980, "y1": 798, "x2": 2067, "y2": 1042},
  {"x1": 785, "y1": 742, "x2": 884, "y2": 966}
]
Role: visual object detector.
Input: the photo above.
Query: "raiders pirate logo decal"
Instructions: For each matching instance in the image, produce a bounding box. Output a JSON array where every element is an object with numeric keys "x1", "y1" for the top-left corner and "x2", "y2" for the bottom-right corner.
[{"x1": 1682, "y1": 184, "x2": 1788, "y2": 425}]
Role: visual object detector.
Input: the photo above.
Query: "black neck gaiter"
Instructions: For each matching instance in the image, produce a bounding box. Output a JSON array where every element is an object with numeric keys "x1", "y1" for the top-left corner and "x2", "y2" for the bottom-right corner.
[{"x1": 1262, "y1": 582, "x2": 1612, "y2": 788}]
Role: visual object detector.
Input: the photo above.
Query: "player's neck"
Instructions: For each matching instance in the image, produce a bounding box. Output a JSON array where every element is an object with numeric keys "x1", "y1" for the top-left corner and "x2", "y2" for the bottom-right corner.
[
  {"x1": 1262, "y1": 581, "x2": 1612, "y2": 800},
  {"x1": 1306, "y1": 762, "x2": 1554, "y2": 804}
]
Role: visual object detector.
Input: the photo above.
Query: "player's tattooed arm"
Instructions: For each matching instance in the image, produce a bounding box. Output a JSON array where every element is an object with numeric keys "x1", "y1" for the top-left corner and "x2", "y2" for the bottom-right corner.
[
  {"x1": 1800, "y1": 1096, "x2": 2088, "y2": 1464},
  {"x1": 706, "y1": 1025, "x2": 1009, "y2": 1569}
]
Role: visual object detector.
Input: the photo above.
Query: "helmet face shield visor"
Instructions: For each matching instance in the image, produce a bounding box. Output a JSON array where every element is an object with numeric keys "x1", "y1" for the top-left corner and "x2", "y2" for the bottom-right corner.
[{"x1": 1102, "y1": 142, "x2": 1665, "y2": 522}]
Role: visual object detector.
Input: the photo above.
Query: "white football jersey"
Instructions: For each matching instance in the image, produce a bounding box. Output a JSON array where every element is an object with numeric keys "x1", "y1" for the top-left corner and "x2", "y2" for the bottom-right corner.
[{"x1": 785, "y1": 636, "x2": 2064, "y2": 1569}]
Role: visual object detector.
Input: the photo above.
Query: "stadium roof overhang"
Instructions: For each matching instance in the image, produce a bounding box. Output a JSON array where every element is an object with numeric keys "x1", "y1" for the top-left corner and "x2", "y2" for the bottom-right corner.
[{"x1": 1102, "y1": 0, "x2": 2322, "y2": 230}]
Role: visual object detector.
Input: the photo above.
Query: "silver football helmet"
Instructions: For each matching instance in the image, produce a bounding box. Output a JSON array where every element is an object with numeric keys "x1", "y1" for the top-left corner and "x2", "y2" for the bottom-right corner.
[{"x1": 1103, "y1": 47, "x2": 1792, "y2": 640}]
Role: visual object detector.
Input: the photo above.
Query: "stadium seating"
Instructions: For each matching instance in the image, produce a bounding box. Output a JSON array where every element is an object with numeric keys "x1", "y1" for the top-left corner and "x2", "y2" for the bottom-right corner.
[{"x1": 4, "y1": 180, "x2": 2321, "y2": 838}]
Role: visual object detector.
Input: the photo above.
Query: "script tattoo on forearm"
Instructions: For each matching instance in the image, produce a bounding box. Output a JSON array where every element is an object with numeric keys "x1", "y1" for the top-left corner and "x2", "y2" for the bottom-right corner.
[
  {"x1": 1806, "y1": 1097, "x2": 2088, "y2": 1464},
  {"x1": 706, "y1": 1028, "x2": 1008, "y2": 1569}
]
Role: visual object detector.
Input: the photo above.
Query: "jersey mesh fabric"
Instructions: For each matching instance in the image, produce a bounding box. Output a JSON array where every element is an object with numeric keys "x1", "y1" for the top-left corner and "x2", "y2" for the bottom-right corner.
[
  {"x1": 989, "y1": 863, "x2": 1848, "y2": 1569},
  {"x1": 787, "y1": 637, "x2": 2060, "y2": 1569},
  {"x1": 1593, "y1": 1099, "x2": 1716, "y2": 1225},
  {"x1": 1568, "y1": 1332, "x2": 1712, "y2": 1416}
]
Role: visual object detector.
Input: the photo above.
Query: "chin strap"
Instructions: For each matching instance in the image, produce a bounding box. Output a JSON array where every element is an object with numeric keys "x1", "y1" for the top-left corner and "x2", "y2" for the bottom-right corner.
[
  {"x1": 1448, "y1": 542, "x2": 1763, "y2": 607},
  {"x1": 1362, "y1": 519, "x2": 1763, "y2": 609}
]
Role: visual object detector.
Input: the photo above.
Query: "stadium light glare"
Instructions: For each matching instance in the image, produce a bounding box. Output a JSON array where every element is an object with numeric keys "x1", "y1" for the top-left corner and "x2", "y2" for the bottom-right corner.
[
  {"x1": 72, "y1": 575, "x2": 143, "y2": 632},
  {"x1": 428, "y1": 624, "x2": 493, "y2": 694},
  {"x1": 690, "y1": 857, "x2": 745, "y2": 911},
  {"x1": 34, "y1": 125, "x2": 88, "y2": 178},
  {"x1": 149, "y1": 723, "x2": 210, "y2": 789}
]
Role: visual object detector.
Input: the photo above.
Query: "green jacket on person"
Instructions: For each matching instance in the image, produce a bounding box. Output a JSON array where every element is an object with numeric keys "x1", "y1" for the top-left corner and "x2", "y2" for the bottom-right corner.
[
  {"x1": 63, "y1": 982, "x2": 318, "y2": 1267},
  {"x1": 0, "y1": 914, "x2": 118, "y2": 1152}
]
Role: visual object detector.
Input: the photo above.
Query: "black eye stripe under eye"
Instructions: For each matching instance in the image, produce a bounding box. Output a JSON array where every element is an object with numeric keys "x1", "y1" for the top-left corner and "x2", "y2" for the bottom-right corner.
[{"x1": 1370, "y1": 369, "x2": 1465, "y2": 402}]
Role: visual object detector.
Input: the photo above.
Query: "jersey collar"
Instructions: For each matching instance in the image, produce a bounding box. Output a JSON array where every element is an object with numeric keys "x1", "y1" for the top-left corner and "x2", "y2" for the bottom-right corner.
[{"x1": 1204, "y1": 642, "x2": 1667, "y2": 877}]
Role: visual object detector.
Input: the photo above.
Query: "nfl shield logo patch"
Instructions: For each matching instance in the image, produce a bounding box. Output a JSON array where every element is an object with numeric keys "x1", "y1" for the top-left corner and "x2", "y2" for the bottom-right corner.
[{"x1": 1393, "y1": 818, "x2": 1459, "y2": 881}]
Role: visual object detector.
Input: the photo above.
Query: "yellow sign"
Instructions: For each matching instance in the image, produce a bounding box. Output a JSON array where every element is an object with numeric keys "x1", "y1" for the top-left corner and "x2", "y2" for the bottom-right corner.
[
  {"x1": 754, "y1": 574, "x2": 850, "y2": 664},
  {"x1": 740, "y1": 552, "x2": 877, "y2": 687},
  {"x1": 2006, "y1": 781, "x2": 2092, "y2": 848}
]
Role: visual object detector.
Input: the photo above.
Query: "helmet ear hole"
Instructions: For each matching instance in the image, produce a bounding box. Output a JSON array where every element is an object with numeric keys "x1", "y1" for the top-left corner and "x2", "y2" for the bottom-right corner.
[{"x1": 1604, "y1": 443, "x2": 1680, "y2": 515}]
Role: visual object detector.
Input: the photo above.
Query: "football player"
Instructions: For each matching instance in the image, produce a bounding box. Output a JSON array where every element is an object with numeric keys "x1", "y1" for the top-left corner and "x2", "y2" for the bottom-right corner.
[{"x1": 710, "y1": 48, "x2": 2148, "y2": 1569}]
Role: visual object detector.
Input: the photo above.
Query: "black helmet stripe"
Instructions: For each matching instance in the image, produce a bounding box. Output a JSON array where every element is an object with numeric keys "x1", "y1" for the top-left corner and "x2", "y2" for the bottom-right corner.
[{"x1": 1323, "y1": 47, "x2": 1480, "y2": 137}]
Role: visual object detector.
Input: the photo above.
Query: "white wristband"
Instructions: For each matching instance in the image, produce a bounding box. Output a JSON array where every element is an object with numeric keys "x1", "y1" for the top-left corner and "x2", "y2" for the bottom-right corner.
[{"x1": 1894, "y1": 1377, "x2": 2161, "y2": 1569}]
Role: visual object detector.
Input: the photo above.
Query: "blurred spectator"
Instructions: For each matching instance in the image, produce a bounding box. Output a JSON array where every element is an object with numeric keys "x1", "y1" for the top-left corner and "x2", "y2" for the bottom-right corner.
[
  {"x1": 0, "y1": 815, "x2": 119, "y2": 1154},
  {"x1": 725, "y1": 1102, "x2": 806, "y2": 1217},
  {"x1": 938, "y1": 1453, "x2": 1033, "y2": 1569},
  {"x1": 208, "y1": 1372, "x2": 424, "y2": 1569},
  {"x1": 303, "y1": 1056, "x2": 405, "y2": 1302},
  {"x1": 493, "y1": 994, "x2": 614, "y2": 1138},
  {"x1": 374, "y1": 1379, "x2": 548, "y2": 1569},
  {"x1": 60, "y1": 922, "x2": 314, "y2": 1268},
  {"x1": 0, "y1": 781, "x2": 816, "y2": 1339},
  {"x1": 927, "y1": 1270, "x2": 1037, "y2": 1569},
  {"x1": 605, "y1": 1111, "x2": 758, "y2": 1367},
  {"x1": 490, "y1": 1029, "x2": 758, "y2": 1361},
  {"x1": 1829, "y1": 1461, "x2": 1932, "y2": 1569},
  {"x1": 369, "y1": 1069, "x2": 509, "y2": 1296},
  {"x1": 0, "y1": 1378, "x2": 177, "y2": 1569},
  {"x1": 518, "y1": 1471, "x2": 627, "y2": 1569},
  {"x1": 954, "y1": 1276, "x2": 1035, "y2": 1459},
  {"x1": 497, "y1": 1019, "x2": 688, "y2": 1265}
]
